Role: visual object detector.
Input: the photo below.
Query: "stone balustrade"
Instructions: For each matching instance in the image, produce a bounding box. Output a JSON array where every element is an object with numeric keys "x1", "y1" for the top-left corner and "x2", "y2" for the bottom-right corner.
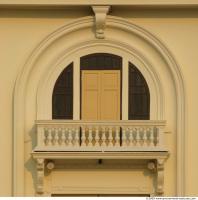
[{"x1": 34, "y1": 120, "x2": 166, "y2": 151}]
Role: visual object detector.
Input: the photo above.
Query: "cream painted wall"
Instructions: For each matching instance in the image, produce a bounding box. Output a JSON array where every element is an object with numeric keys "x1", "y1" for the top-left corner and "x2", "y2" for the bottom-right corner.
[
  {"x1": 0, "y1": 7, "x2": 198, "y2": 196},
  {"x1": 113, "y1": 8, "x2": 198, "y2": 195},
  {"x1": 0, "y1": 8, "x2": 90, "y2": 196}
]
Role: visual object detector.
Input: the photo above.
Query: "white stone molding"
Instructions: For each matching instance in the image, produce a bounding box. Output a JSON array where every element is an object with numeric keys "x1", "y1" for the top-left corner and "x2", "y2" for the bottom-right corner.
[
  {"x1": 13, "y1": 15, "x2": 185, "y2": 196},
  {"x1": 73, "y1": 58, "x2": 80, "y2": 120},
  {"x1": 92, "y1": 6, "x2": 110, "y2": 39},
  {"x1": 36, "y1": 158, "x2": 45, "y2": 195},
  {"x1": 122, "y1": 57, "x2": 129, "y2": 120},
  {"x1": 32, "y1": 151, "x2": 169, "y2": 160},
  {"x1": 0, "y1": 0, "x2": 197, "y2": 8}
]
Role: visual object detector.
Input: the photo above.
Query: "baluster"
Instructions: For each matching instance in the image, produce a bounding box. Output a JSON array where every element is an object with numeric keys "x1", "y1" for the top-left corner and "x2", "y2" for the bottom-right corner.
[
  {"x1": 54, "y1": 128, "x2": 59, "y2": 146},
  {"x1": 146, "y1": 127, "x2": 151, "y2": 146},
  {"x1": 47, "y1": 128, "x2": 52, "y2": 146},
  {"x1": 60, "y1": 128, "x2": 66, "y2": 146},
  {"x1": 88, "y1": 127, "x2": 93, "y2": 147},
  {"x1": 126, "y1": 127, "x2": 130, "y2": 146},
  {"x1": 68, "y1": 128, "x2": 73, "y2": 146},
  {"x1": 132, "y1": 128, "x2": 137, "y2": 146},
  {"x1": 81, "y1": 127, "x2": 86, "y2": 146},
  {"x1": 150, "y1": 127, "x2": 155, "y2": 147},
  {"x1": 108, "y1": 127, "x2": 113, "y2": 147},
  {"x1": 65, "y1": 128, "x2": 68, "y2": 145},
  {"x1": 115, "y1": 127, "x2": 120, "y2": 147},
  {"x1": 122, "y1": 127, "x2": 127, "y2": 147},
  {"x1": 154, "y1": 127, "x2": 159, "y2": 146},
  {"x1": 74, "y1": 127, "x2": 80, "y2": 147},
  {"x1": 72, "y1": 128, "x2": 75, "y2": 145},
  {"x1": 101, "y1": 127, "x2": 106, "y2": 147},
  {"x1": 142, "y1": 128, "x2": 147, "y2": 147},
  {"x1": 95, "y1": 127, "x2": 100, "y2": 147},
  {"x1": 139, "y1": 127, "x2": 144, "y2": 146},
  {"x1": 129, "y1": 128, "x2": 133, "y2": 146},
  {"x1": 43, "y1": 128, "x2": 48, "y2": 146},
  {"x1": 136, "y1": 128, "x2": 141, "y2": 146},
  {"x1": 158, "y1": 127, "x2": 164, "y2": 148}
]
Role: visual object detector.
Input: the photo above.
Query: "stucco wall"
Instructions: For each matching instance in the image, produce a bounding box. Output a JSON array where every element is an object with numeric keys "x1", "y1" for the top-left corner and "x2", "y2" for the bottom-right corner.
[{"x1": 0, "y1": 7, "x2": 198, "y2": 196}]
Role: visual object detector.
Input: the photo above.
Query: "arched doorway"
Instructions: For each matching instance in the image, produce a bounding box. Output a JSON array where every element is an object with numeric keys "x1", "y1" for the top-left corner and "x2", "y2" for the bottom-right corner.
[{"x1": 13, "y1": 16, "x2": 185, "y2": 196}]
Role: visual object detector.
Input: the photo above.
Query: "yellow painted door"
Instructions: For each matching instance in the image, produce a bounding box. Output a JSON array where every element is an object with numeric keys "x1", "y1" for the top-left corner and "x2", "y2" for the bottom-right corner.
[{"x1": 82, "y1": 70, "x2": 120, "y2": 120}]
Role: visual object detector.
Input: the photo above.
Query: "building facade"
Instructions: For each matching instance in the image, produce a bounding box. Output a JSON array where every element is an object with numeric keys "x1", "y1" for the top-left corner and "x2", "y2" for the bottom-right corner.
[{"x1": 0, "y1": 0, "x2": 198, "y2": 196}]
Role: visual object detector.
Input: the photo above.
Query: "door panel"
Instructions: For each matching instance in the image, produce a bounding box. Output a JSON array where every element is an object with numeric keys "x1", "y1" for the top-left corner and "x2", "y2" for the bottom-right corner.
[
  {"x1": 82, "y1": 71, "x2": 100, "y2": 120},
  {"x1": 101, "y1": 71, "x2": 120, "y2": 120},
  {"x1": 101, "y1": 90, "x2": 119, "y2": 120},
  {"x1": 82, "y1": 70, "x2": 120, "y2": 120}
]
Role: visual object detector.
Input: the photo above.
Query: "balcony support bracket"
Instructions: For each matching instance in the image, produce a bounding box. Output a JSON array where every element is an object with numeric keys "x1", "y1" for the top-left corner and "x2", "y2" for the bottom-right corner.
[
  {"x1": 36, "y1": 158, "x2": 45, "y2": 196},
  {"x1": 156, "y1": 158, "x2": 165, "y2": 196},
  {"x1": 32, "y1": 151, "x2": 169, "y2": 196}
]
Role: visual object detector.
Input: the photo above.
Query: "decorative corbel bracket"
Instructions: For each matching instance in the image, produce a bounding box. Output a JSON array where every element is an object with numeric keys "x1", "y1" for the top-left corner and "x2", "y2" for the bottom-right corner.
[
  {"x1": 147, "y1": 159, "x2": 166, "y2": 196},
  {"x1": 36, "y1": 158, "x2": 45, "y2": 195},
  {"x1": 92, "y1": 6, "x2": 110, "y2": 39},
  {"x1": 35, "y1": 159, "x2": 55, "y2": 196},
  {"x1": 156, "y1": 159, "x2": 165, "y2": 196}
]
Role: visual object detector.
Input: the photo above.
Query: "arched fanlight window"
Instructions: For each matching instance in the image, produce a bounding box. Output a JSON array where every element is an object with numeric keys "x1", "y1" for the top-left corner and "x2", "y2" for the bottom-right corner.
[
  {"x1": 128, "y1": 62, "x2": 150, "y2": 120},
  {"x1": 52, "y1": 63, "x2": 73, "y2": 119},
  {"x1": 80, "y1": 53, "x2": 122, "y2": 70}
]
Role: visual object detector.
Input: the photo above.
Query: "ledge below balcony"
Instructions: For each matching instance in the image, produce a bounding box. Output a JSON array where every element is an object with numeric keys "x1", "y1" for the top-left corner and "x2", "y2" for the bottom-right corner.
[{"x1": 32, "y1": 151, "x2": 169, "y2": 160}]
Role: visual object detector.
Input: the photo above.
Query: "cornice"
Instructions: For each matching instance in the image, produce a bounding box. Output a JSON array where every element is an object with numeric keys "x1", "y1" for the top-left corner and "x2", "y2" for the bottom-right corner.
[{"x1": 0, "y1": 0, "x2": 198, "y2": 9}]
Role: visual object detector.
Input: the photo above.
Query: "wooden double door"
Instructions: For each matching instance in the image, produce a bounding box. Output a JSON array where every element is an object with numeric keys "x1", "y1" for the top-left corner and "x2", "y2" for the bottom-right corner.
[{"x1": 81, "y1": 70, "x2": 121, "y2": 120}]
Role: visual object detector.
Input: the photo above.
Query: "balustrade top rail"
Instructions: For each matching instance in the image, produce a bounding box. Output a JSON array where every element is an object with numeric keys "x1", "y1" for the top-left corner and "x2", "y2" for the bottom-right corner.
[
  {"x1": 36, "y1": 120, "x2": 166, "y2": 126},
  {"x1": 34, "y1": 120, "x2": 166, "y2": 152}
]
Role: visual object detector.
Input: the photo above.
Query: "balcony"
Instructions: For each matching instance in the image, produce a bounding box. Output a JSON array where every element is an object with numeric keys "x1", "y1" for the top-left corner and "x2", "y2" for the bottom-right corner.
[
  {"x1": 33, "y1": 120, "x2": 167, "y2": 152},
  {"x1": 32, "y1": 120, "x2": 169, "y2": 196}
]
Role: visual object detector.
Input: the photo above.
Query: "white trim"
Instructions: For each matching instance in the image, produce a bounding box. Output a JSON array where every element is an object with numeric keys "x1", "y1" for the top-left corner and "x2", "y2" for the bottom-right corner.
[
  {"x1": 1, "y1": 0, "x2": 198, "y2": 7},
  {"x1": 32, "y1": 151, "x2": 169, "y2": 160},
  {"x1": 73, "y1": 58, "x2": 80, "y2": 120},
  {"x1": 122, "y1": 57, "x2": 128, "y2": 120},
  {"x1": 13, "y1": 15, "x2": 185, "y2": 196}
]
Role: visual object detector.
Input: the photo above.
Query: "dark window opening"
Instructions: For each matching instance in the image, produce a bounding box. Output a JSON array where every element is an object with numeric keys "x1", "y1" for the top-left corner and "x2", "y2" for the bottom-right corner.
[
  {"x1": 80, "y1": 53, "x2": 122, "y2": 70},
  {"x1": 52, "y1": 63, "x2": 73, "y2": 119},
  {"x1": 128, "y1": 62, "x2": 150, "y2": 120}
]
